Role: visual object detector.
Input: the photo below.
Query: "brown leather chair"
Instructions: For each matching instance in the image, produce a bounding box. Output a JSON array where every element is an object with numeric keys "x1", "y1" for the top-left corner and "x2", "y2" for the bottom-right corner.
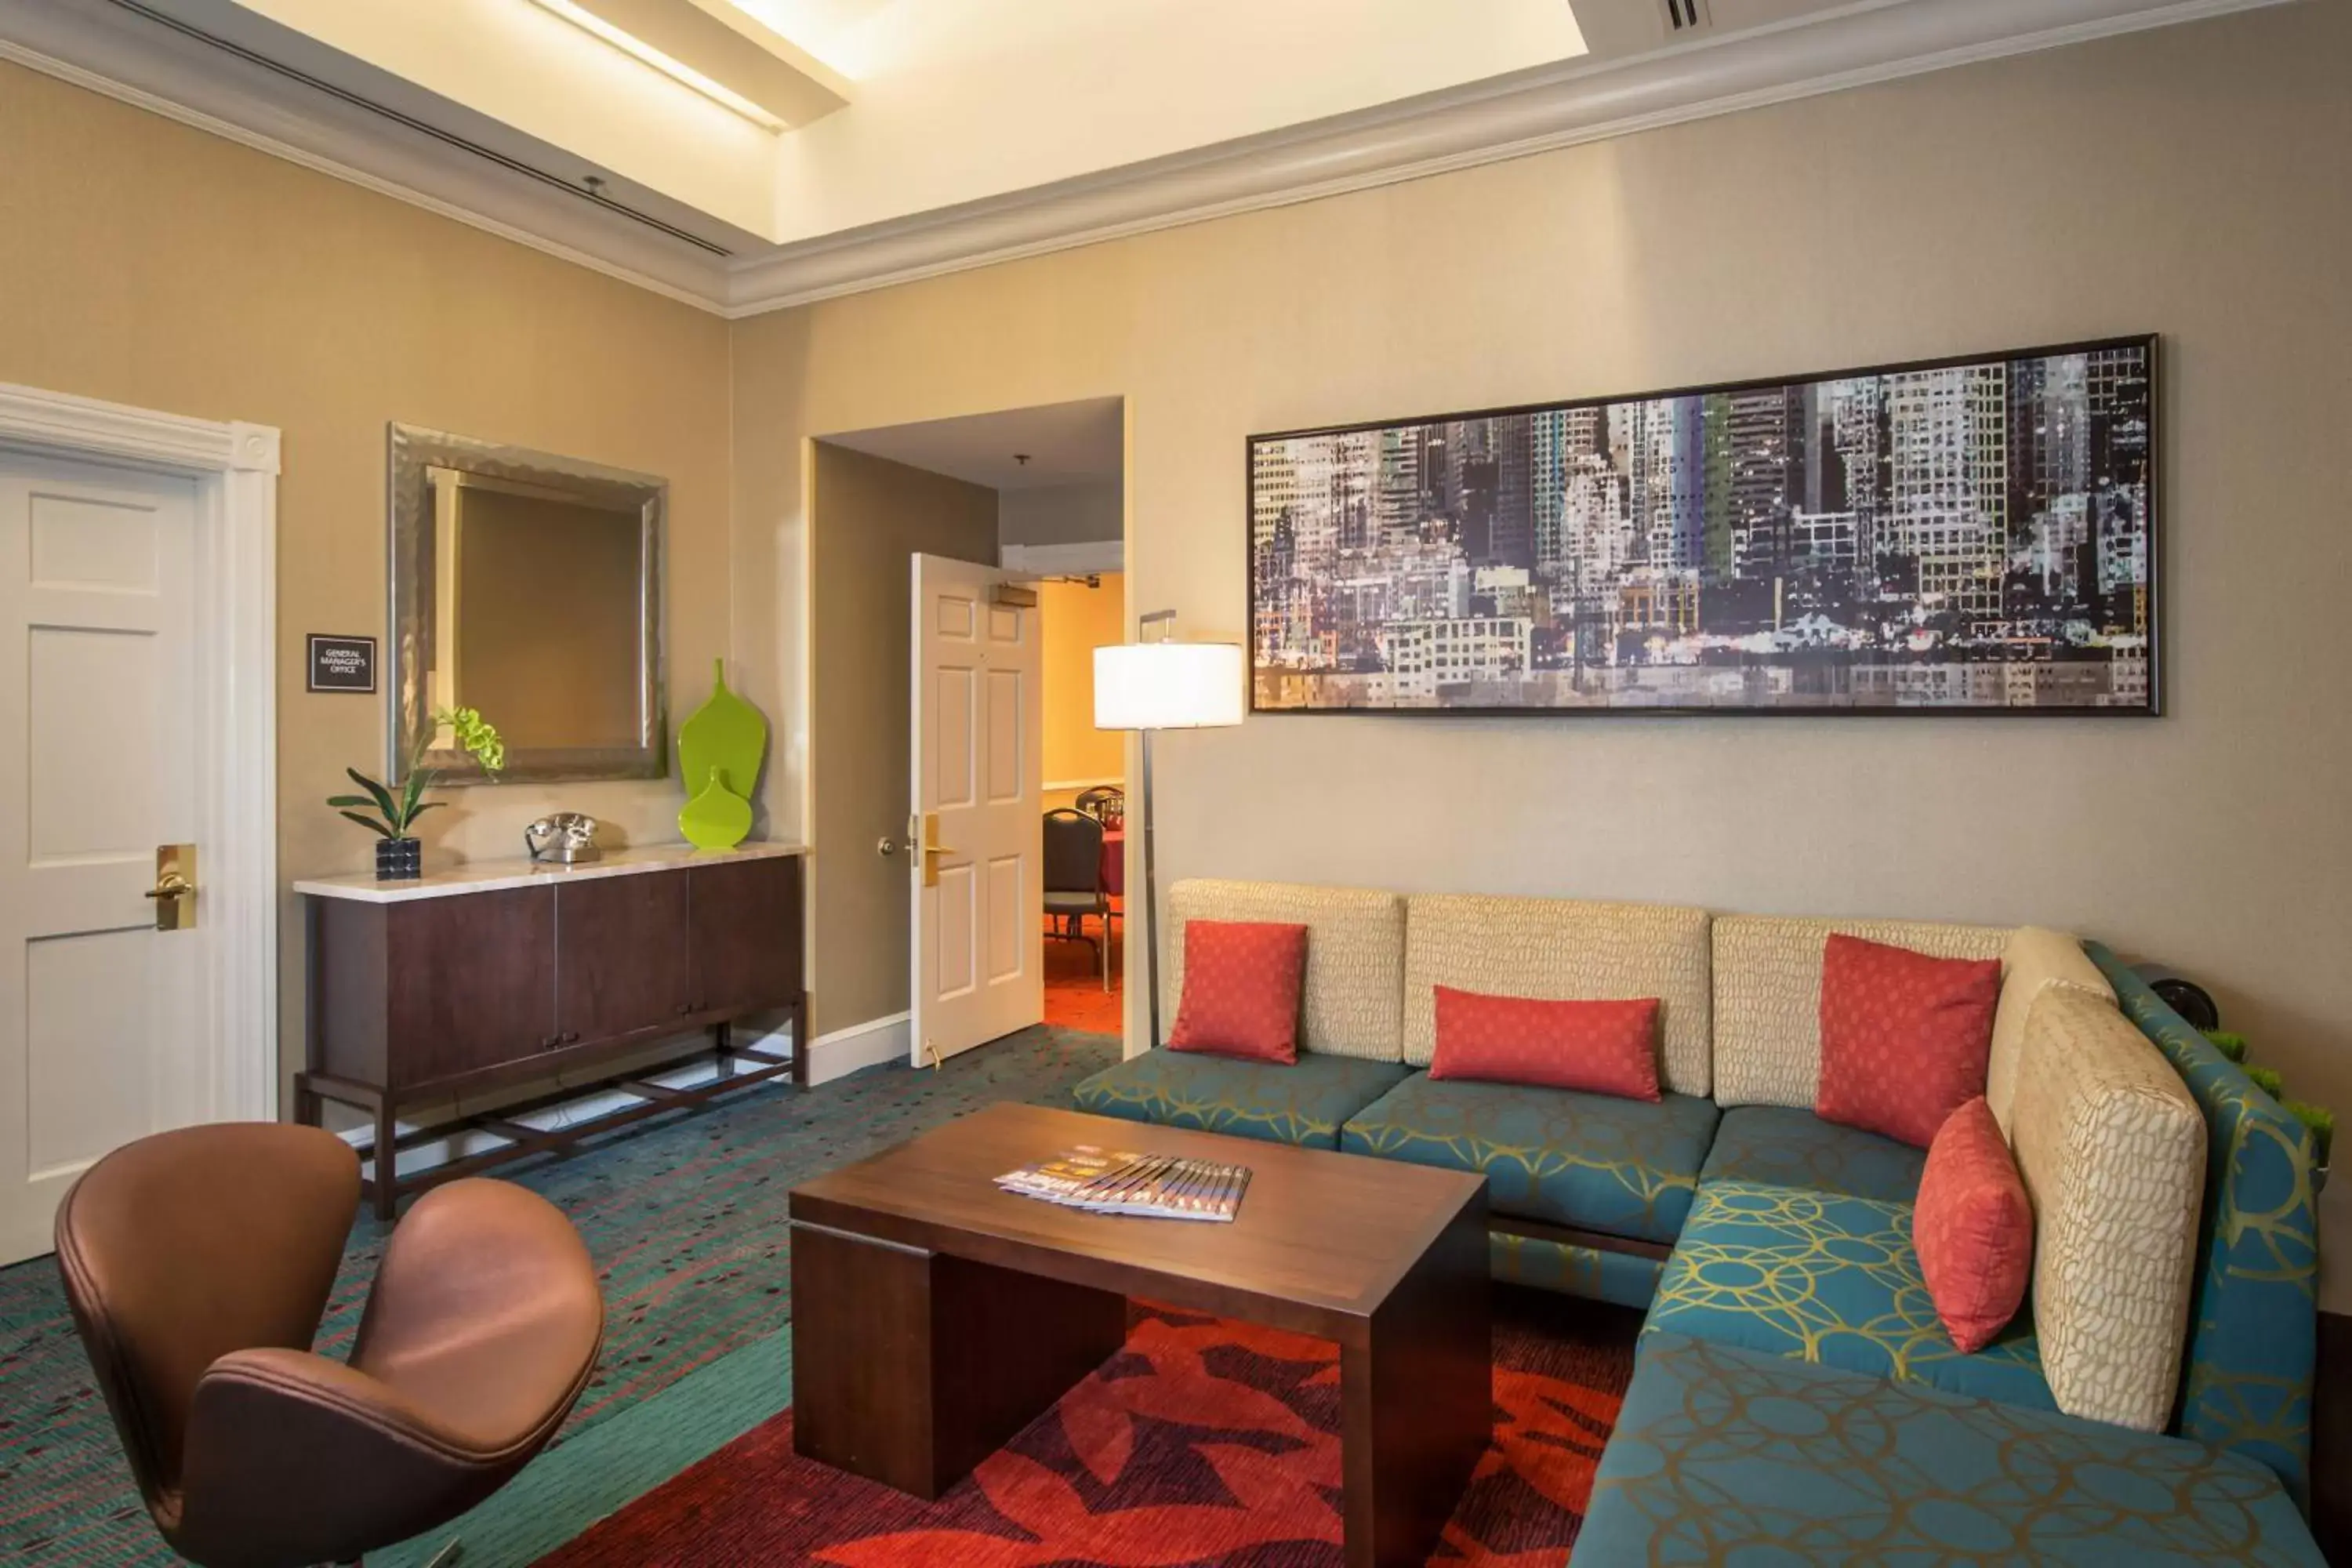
[{"x1": 54, "y1": 1123, "x2": 603, "y2": 1568}]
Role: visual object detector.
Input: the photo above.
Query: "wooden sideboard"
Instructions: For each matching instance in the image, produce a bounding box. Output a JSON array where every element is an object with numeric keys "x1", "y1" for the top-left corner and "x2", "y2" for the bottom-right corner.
[{"x1": 295, "y1": 843, "x2": 807, "y2": 1218}]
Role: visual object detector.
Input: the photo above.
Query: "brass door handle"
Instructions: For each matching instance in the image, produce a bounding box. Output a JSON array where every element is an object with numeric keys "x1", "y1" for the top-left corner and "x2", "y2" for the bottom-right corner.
[
  {"x1": 147, "y1": 845, "x2": 197, "y2": 931},
  {"x1": 914, "y1": 812, "x2": 958, "y2": 888}
]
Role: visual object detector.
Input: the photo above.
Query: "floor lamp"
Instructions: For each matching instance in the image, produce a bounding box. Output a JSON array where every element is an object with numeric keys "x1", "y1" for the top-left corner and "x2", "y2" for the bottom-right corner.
[{"x1": 1094, "y1": 612, "x2": 1246, "y2": 1048}]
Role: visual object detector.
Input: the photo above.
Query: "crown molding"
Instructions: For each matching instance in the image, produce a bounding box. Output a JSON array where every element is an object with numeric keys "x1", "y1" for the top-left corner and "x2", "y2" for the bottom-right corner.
[
  {"x1": 716, "y1": 0, "x2": 2292, "y2": 315},
  {"x1": 2, "y1": 0, "x2": 2294, "y2": 321},
  {"x1": 0, "y1": 9, "x2": 732, "y2": 314}
]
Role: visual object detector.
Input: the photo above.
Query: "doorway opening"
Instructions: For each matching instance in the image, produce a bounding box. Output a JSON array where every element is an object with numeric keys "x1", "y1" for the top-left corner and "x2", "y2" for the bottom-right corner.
[{"x1": 808, "y1": 396, "x2": 1126, "y2": 1074}]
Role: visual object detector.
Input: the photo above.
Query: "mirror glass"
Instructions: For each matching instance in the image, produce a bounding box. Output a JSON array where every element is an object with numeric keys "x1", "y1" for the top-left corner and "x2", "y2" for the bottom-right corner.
[{"x1": 389, "y1": 426, "x2": 666, "y2": 782}]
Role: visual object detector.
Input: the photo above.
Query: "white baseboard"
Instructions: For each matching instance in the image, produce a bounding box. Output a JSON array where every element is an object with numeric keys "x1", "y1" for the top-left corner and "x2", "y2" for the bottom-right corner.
[{"x1": 806, "y1": 1011, "x2": 911, "y2": 1085}]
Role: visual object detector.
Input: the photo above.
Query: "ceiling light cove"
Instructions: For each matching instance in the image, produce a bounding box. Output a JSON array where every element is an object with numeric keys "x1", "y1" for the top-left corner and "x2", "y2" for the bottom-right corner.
[{"x1": 526, "y1": 0, "x2": 849, "y2": 131}]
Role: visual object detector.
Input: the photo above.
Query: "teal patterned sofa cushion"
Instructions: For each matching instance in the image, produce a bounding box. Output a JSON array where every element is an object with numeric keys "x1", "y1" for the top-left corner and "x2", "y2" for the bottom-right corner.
[
  {"x1": 1490, "y1": 1227, "x2": 1666, "y2": 1308},
  {"x1": 1646, "y1": 1179, "x2": 2054, "y2": 1411},
  {"x1": 1069, "y1": 1048, "x2": 1410, "y2": 1150},
  {"x1": 1574, "y1": 1332, "x2": 2325, "y2": 1566},
  {"x1": 2089, "y1": 945, "x2": 2319, "y2": 1502},
  {"x1": 1338, "y1": 1074, "x2": 1719, "y2": 1244},
  {"x1": 1700, "y1": 1104, "x2": 1926, "y2": 1202}
]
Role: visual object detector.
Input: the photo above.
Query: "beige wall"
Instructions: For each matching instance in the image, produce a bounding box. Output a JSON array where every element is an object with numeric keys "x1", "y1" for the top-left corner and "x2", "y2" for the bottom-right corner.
[
  {"x1": 0, "y1": 61, "x2": 735, "y2": 1091},
  {"x1": 1040, "y1": 574, "x2": 1127, "y2": 793},
  {"x1": 731, "y1": 2, "x2": 2352, "y2": 1307},
  {"x1": 807, "y1": 442, "x2": 1000, "y2": 1035},
  {"x1": 1001, "y1": 481, "x2": 1123, "y2": 550}
]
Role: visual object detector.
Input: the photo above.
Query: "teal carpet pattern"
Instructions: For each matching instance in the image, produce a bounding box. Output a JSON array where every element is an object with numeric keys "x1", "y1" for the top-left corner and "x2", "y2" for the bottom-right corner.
[{"x1": 0, "y1": 1025, "x2": 1120, "y2": 1566}]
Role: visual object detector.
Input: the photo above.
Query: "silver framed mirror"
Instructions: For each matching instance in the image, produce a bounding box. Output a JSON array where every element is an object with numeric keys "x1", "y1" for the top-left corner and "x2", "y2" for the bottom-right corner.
[{"x1": 388, "y1": 424, "x2": 666, "y2": 784}]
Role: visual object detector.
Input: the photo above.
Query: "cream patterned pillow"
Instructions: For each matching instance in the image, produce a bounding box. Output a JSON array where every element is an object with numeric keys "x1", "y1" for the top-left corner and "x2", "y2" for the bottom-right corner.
[
  {"x1": 1712, "y1": 914, "x2": 2010, "y2": 1109},
  {"x1": 2010, "y1": 985, "x2": 2202, "y2": 1432},
  {"x1": 1164, "y1": 880, "x2": 1405, "y2": 1060},
  {"x1": 1401, "y1": 894, "x2": 1713, "y2": 1095},
  {"x1": 1984, "y1": 927, "x2": 2114, "y2": 1136}
]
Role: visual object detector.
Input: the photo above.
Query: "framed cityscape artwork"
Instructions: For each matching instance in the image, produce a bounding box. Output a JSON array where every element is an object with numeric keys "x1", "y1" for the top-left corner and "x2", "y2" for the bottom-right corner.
[{"x1": 1247, "y1": 335, "x2": 2157, "y2": 715}]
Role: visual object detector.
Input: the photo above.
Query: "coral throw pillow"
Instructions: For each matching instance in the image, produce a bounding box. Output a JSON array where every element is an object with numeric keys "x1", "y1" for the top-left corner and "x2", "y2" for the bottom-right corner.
[
  {"x1": 1428, "y1": 988, "x2": 1662, "y2": 1101},
  {"x1": 1912, "y1": 1097, "x2": 2034, "y2": 1352},
  {"x1": 1817, "y1": 934, "x2": 2002, "y2": 1148},
  {"x1": 1167, "y1": 920, "x2": 1308, "y2": 1064}
]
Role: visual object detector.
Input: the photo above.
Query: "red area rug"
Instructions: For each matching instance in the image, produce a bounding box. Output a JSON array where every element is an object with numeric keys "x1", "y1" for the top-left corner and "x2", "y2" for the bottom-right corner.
[{"x1": 535, "y1": 1290, "x2": 1638, "y2": 1567}]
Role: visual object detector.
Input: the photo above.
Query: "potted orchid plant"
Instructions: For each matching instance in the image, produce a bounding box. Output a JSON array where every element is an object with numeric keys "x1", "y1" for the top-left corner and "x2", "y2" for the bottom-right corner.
[{"x1": 331, "y1": 706, "x2": 506, "y2": 880}]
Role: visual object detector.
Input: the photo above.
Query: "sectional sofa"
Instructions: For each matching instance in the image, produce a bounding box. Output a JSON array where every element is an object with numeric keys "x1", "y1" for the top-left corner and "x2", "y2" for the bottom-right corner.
[{"x1": 1070, "y1": 880, "x2": 2325, "y2": 1565}]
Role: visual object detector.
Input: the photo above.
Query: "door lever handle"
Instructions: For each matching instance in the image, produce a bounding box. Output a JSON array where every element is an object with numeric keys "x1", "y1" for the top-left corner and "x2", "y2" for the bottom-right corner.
[
  {"x1": 146, "y1": 844, "x2": 198, "y2": 931},
  {"x1": 914, "y1": 812, "x2": 958, "y2": 888}
]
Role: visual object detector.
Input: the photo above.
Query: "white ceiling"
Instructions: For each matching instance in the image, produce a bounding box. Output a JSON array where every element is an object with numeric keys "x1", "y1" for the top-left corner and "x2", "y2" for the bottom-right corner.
[
  {"x1": 735, "y1": 0, "x2": 1590, "y2": 247},
  {"x1": 0, "y1": 0, "x2": 2296, "y2": 314},
  {"x1": 822, "y1": 397, "x2": 1123, "y2": 492}
]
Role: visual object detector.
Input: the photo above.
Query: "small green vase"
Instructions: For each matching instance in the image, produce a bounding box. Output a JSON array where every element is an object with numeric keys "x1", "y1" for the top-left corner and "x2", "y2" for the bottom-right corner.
[{"x1": 679, "y1": 766, "x2": 753, "y2": 851}]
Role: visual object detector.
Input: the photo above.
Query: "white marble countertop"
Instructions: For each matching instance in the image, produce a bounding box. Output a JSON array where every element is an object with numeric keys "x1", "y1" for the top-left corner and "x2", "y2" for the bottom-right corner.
[{"x1": 292, "y1": 840, "x2": 808, "y2": 904}]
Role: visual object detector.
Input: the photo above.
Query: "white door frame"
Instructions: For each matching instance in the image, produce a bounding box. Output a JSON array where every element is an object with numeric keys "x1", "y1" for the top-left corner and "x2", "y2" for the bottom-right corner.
[{"x1": 0, "y1": 382, "x2": 280, "y2": 1124}]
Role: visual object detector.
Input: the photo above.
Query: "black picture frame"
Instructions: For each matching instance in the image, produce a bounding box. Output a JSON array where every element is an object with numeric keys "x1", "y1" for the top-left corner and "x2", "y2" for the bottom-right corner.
[{"x1": 1246, "y1": 334, "x2": 2160, "y2": 717}]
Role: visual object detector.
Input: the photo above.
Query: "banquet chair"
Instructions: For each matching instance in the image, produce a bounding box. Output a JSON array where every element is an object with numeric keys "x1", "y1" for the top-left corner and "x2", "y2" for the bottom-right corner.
[
  {"x1": 1073, "y1": 785, "x2": 1124, "y2": 830},
  {"x1": 1044, "y1": 807, "x2": 1112, "y2": 989}
]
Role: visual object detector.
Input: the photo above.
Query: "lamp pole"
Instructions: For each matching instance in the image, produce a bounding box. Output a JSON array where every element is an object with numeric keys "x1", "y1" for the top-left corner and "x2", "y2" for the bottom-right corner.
[{"x1": 1135, "y1": 610, "x2": 1175, "y2": 1050}]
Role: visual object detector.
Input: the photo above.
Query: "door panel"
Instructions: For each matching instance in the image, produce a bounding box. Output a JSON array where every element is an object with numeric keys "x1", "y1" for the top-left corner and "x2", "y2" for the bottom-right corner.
[
  {"x1": 556, "y1": 873, "x2": 690, "y2": 1041},
  {"x1": 910, "y1": 557, "x2": 1043, "y2": 1066},
  {"x1": 26, "y1": 929, "x2": 153, "y2": 1177},
  {"x1": 386, "y1": 888, "x2": 557, "y2": 1087},
  {"x1": 0, "y1": 456, "x2": 202, "y2": 1265},
  {"x1": 688, "y1": 857, "x2": 802, "y2": 1016}
]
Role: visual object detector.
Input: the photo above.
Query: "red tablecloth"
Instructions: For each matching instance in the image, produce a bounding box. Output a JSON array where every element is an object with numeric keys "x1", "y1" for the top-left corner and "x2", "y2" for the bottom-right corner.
[{"x1": 1101, "y1": 829, "x2": 1125, "y2": 898}]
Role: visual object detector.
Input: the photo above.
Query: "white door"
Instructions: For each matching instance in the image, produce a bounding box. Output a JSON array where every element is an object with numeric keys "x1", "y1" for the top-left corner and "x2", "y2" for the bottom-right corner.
[
  {"x1": 909, "y1": 554, "x2": 1043, "y2": 1066},
  {"x1": 0, "y1": 452, "x2": 205, "y2": 1265}
]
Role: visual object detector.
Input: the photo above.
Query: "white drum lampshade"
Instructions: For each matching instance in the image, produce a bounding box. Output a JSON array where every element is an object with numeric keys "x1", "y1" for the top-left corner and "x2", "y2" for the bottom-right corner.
[{"x1": 1094, "y1": 642, "x2": 1245, "y2": 731}]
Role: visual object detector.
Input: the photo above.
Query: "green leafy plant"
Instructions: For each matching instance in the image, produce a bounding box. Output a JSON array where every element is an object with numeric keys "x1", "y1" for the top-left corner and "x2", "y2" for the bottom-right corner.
[
  {"x1": 2245, "y1": 1064, "x2": 2285, "y2": 1101},
  {"x1": 329, "y1": 706, "x2": 505, "y2": 840},
  {"x1": 2285, "y1": 1101, "x2": 2335, "y2": 1167},
  {"x1": 2201, "y1": 1029, "x2": 2250, "y2": 1063}
]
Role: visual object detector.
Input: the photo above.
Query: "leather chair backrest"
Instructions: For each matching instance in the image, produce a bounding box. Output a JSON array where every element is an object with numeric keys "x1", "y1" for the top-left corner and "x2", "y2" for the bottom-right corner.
[{"x1": 54, "y1": 1123, "x2": 360, "y2": 1507}]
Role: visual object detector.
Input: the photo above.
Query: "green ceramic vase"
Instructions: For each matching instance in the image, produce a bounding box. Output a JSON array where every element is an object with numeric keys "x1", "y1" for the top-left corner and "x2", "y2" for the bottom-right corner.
[{"x1": 679, "y1": 766, "x2": 753, "y2": 851}]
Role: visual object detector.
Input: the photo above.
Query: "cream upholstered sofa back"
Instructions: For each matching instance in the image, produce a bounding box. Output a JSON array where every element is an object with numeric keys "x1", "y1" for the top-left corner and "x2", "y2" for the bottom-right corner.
[
  {"x1": 1163, "y1": 880, "x2": 1406, "y2": 1060},
  {"x1": 1401, "y1": 893, "x2": 1714, "y2": 1096},
  {"x1": 2009, "y1": 984, "x2": 2205, "y2": 1431},
  {"x1": 1710, "y1": 914, "x2": 2013, "y2": 1108}
]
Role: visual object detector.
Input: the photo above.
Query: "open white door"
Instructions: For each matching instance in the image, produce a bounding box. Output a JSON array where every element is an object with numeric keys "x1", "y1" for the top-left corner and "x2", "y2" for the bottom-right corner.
[
  {"x1": 909, "y1": 554, "x2": 1043, "y2": 1066},
  {"x1": 0, "y1": 452, "x2": 205, "y2": 1265}
]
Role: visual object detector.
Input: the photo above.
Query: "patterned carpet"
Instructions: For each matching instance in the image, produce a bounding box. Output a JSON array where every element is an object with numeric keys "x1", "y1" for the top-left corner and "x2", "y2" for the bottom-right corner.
[
  {"x1": 535, "y1": 1293, "x2": 1639, "y2": 1566},
  {"x1": 0, "y1": 1024, "x2": 1121, "y2": 1567}
]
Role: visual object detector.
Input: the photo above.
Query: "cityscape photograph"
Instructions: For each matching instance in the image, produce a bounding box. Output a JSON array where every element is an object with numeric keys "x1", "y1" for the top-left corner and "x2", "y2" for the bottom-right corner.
[{"x1": 1249, "y1": 339, "x2": 2155, "y2": 713}]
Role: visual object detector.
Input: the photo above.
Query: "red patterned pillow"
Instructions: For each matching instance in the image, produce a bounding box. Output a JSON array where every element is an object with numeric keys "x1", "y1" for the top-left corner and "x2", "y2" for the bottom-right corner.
[
  {"x1": 1428, "y1": 988, "x2": 1662, "y2": 1101},
  {"x1": 1817, "y1": 934, "x2": 2001, "y2": 1148},
  {"x1": 1913, "y1": 1096, "x2": 2033, "y2": 1352},
  {"x1": 1167, "y1": 920, "x2": 1308, "y2": 1064}
]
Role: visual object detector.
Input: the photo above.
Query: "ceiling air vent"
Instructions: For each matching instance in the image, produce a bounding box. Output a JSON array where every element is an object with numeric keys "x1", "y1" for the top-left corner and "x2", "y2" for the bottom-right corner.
[{"x1": 1663, "y1": 0, "x2": 1712, "y2": 31}]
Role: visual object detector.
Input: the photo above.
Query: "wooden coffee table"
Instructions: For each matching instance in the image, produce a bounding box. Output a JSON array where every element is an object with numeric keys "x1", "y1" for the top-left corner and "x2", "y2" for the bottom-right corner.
[{"x1": 789, "y1": 1102, "x2": 1491, "y2": 1568}]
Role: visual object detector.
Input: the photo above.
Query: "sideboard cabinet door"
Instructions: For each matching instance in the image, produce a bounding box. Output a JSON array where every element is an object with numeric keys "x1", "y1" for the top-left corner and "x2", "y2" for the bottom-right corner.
[
  {"x1": 686, "y1": 858, "x2": 803, "y2": 1015},
  {"x1": 556, "y1": 873, "x2": 692, "y2": 1042},
  {"x1": 385, "y1": 887, "x2": 558, "y2": 1087}
]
